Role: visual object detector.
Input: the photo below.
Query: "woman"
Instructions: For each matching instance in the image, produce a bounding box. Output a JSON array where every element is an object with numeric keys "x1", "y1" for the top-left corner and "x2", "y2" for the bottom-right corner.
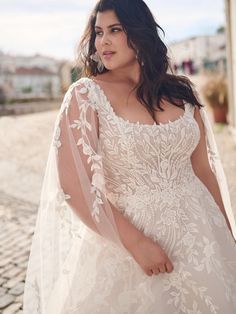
[{"x1": 23, "y1": 0, "x2": 236, "y2": 313}]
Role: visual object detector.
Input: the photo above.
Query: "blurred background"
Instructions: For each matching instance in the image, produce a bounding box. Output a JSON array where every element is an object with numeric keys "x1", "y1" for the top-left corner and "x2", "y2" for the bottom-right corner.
[{"x1": 0, "y1": 0, "x2": 236, "y2": 313}]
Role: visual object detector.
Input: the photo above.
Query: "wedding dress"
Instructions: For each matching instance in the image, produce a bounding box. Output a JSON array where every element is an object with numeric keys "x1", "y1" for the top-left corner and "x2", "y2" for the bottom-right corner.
[{"x1": 23, "y1": 77, "x2": 236, "y2": 314}]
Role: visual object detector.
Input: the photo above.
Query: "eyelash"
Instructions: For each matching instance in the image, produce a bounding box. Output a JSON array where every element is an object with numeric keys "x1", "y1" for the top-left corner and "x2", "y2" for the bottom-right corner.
[{"x1": 95, "y1": 28, "x2": 122, "y2": 36}]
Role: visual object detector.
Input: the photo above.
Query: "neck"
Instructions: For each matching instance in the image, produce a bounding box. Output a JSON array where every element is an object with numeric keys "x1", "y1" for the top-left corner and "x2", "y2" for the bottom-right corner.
[{"x1": 109, "y1": 61, "x2": 141, "y2": 86}]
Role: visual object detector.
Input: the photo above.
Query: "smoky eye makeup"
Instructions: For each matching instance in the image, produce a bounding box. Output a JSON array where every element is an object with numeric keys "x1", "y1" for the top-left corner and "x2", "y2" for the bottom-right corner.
[
  {"x1": 111, "y1": 27, "x2": 122, "y2": 32},
  {"x1": 95, "y1": 23, "x2": 122, "y2": 30},
  {"x1": 95, "y1": 27, "x2": 122, "y2": 36}
]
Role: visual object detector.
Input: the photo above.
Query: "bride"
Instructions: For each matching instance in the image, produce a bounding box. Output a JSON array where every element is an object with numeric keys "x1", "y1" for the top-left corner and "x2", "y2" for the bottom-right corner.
[{"x1": 23, "y1": 0, "x2": 236, "y2": 313}]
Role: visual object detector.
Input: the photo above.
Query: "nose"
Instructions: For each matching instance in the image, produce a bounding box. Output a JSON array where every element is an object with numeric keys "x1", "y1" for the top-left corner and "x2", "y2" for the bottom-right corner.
[{"x1": 101, "y1": 32, "x2": 112, "y2": 46}]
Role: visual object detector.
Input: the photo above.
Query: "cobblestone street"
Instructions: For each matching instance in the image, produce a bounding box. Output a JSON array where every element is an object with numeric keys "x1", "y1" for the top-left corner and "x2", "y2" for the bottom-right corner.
[
  {"x1": 0, "y1": 110, "x2": 56, "y2": 314},
  {"x1": 0, "y1": 101, "x2": 236, "y2": 313}
]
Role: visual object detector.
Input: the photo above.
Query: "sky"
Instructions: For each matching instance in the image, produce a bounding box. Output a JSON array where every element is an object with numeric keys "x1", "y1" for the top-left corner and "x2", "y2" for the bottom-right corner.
[{"x1": 0, "y1": 0, "x2": 225, "y2": 61}]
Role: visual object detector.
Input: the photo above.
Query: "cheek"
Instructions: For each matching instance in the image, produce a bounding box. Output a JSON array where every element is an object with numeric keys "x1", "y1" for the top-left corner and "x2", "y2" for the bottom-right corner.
[
  {"x1": 120, "y1": 37, "x2": 135, "y2": 56},
  {"x1": 94, "y1": 38, "x2": 100, "y2": 51},
  {"x1": 120, "y1": 35, "x2": 129, "y2": 49},
  {"x1": 94, "y1": 37, "x2": 104, "y2": 53},
  {"x1": 120, "y1": 45, "x2": 136, "y2": 60}
]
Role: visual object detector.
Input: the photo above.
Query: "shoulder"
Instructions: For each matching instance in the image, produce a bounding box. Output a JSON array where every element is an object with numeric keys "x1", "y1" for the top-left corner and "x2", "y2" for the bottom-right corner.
[
  {"x1": 67, "y1": 77, "x2": 93, "y2": 92},
  {"x1": 60, "y1": 77, "x2": 98, "y2": 115},
  {"x1": 63, "y1": 77, "x2": 97, "y2": 101},
  {"x1": 72, "y1": 77, "x2": 102, "y2": 111}
]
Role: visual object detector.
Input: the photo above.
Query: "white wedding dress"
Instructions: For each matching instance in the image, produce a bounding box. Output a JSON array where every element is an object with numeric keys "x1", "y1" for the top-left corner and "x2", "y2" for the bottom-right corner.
[{"x1": 23, "y1": 77, "x2": 236, "y2": 314}]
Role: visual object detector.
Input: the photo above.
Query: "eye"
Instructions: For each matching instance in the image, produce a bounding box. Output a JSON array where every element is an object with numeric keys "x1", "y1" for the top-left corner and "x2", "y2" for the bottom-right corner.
[
  {"x1": 95, "y1": 31, "x2": 103, "y2": 36},
  {"x1": 111, "y1": 27, "x2": 122, "y2": 33}
]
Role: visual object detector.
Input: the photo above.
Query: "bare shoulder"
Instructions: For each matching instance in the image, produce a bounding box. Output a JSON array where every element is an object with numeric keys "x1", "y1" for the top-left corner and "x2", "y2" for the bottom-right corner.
[{"x1": 91, "y1": 73, "x2": 114, "y2": 84}]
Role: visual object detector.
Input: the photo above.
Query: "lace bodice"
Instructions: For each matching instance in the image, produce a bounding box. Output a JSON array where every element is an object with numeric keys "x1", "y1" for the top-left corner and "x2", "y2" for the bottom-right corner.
[
  {"x1": 76, "y1": 78, "x2": 214, "y2": 239},
  {"x1": 83, "y1": 78, "x2": 200, "y2": 195}
]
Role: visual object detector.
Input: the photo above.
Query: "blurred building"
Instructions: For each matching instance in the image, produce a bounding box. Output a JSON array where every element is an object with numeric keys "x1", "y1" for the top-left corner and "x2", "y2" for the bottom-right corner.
[
  {"x1": 225, "y1": 0, "x2": 236, "y2": 131},
  {"x1": 0, "y1": 52, "x2": 73, "y2": 102},
  {"x1": 169, "y1": 31, "x2": 226, "y2": 75},
  {"x1": 4, "y1": 66, "x2": 60, "y2": 100}
]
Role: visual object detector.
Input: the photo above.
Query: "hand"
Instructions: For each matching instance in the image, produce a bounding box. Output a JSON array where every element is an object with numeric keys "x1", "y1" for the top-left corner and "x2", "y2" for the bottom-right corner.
[{"x1": 127, "y1": 234, "x2": 174, "y2": 276}]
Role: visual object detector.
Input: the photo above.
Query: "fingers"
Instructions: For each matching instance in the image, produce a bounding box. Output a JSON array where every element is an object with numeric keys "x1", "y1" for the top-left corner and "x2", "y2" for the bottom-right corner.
[
  {"x1": 146, "y1": 269, "x2": 153, "y2": 276},
  {"x1": 165, "y1": 261, "x2": 174, "y2": 273},
  {"x1": 149, "y1": 262, "x2": 174, "y2": 276},
  {"x1": 158, "y1": 264, "x2": 166, "y2": 273},
  {"x1": 151, "y1": 264, "x2": 165, "y2": 275},
  {"x1": 152, "y1": 268, "x2": 160, "y2": 275}
]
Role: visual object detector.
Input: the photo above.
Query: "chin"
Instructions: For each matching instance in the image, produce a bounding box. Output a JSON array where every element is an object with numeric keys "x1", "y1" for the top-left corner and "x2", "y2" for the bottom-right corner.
[
  {"x1": 103, "y1": 64, "x2": 119, "y2": 71},
  {"x1": 106, "y1": 62, "x2": 130, "y2": 71}
]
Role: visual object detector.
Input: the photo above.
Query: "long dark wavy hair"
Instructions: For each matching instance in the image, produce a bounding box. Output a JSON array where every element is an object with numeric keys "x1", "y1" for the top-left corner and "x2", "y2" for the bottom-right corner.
[{"x1": 78, "y1": 0, "x2": 203, "y2": 121}]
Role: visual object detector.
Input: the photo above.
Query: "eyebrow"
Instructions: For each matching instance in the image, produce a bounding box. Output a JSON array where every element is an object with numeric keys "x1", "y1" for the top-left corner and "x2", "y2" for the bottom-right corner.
[{"x1": 95, "y1": 23, "x2": 122, "y2": 29}]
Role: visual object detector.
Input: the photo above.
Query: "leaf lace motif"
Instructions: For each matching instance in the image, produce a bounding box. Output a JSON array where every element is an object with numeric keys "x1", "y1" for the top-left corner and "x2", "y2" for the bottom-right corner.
[{"x1": 68, "y1": 86, "x2": 104, "y2": 223}]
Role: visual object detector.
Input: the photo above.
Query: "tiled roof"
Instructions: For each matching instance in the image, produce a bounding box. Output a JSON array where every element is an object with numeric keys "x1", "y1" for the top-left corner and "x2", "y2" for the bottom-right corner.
[{"x1": 15, "y1": 66, "x2": 55, "y2": 75}]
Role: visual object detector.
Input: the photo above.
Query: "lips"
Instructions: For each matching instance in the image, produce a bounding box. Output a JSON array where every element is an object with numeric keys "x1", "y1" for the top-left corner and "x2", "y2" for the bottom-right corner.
[
  {"x1": 102, "y1": 51, "x2": 116, "y2": 61},
  {"x1": 103, "y1": 51, "x2": 115, "y2": 55}
]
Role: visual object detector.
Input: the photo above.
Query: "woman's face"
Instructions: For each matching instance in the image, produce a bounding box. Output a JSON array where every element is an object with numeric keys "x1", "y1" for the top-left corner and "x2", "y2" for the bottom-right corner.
[{"x1": 94, "y1": 10, "x2": 137, "y2": 71}]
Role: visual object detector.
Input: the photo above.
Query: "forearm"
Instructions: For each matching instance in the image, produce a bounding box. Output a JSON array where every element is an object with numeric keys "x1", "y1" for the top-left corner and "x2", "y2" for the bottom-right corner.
[
  {"x1": 67, "y1": 196, "x2": 144, "y2": 250},
  {"x1": 108, "y1": 201, "x2": 145, "y2": 250},
  {"x1": 196, "y1": 169, "x2": 233, "y2": 233}
]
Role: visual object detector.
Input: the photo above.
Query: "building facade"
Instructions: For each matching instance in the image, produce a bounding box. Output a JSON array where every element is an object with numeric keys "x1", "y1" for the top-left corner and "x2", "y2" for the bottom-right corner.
[
  {"x1": 0, "y1": 53, "x2": 65, "y2": 102},
  {"x1": 169, "y1": 32, "x2": 226, "y2": 75},
  {"x1": 225, "y1": 0, "x2": 236, "y2": 131}
]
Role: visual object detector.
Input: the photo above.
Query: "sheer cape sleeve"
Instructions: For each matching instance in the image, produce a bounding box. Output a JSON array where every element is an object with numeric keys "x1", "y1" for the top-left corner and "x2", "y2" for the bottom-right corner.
[
  {"x1": 23, "y1": 78, "x2": 124, "y2": 314},
  {"x1": 199, "y1": 107, "x2": 236, "y2": 239},
  {"x1": 55, "y1": 79, "x2": 123, "y2": 243}
]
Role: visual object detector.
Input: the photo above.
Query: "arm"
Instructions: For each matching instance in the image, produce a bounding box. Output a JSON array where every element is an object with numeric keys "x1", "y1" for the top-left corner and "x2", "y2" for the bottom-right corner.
[
  {"x1": 56, "y1": 82, "x2": 144, "y2": 248},
  {"x1": 190, "y1": 107, "x2": 233, "y2": 235}
]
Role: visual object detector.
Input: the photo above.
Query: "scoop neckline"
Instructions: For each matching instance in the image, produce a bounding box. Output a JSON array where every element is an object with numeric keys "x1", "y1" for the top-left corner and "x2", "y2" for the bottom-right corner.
[{"x1": 85, "y1": 77, "x2": 189, "y2": 128}]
